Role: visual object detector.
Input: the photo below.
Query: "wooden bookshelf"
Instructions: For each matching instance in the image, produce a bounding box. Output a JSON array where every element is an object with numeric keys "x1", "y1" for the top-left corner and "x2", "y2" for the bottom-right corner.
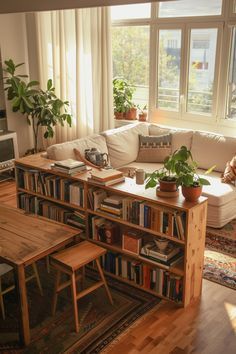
[{"x1": 15, "y1": 154, "x2": 208, "y2": 307}]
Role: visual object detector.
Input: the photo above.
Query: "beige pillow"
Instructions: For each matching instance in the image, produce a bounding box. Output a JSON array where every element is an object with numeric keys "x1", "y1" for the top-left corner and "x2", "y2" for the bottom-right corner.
[
  {"x1": 221, "y1": 155, "x2": 236, "y2": 184},
  {"x1": 136, "y1": 134, "x2": 171, "y2": 163},
  {"x1": 191, "y1": 131, "x2": 236, "y2": 172}
]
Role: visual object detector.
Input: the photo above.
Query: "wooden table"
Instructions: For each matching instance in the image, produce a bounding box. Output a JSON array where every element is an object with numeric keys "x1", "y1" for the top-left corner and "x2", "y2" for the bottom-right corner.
[{"x1": 0, "y1": 204, "x2": 81, "y2": 346}]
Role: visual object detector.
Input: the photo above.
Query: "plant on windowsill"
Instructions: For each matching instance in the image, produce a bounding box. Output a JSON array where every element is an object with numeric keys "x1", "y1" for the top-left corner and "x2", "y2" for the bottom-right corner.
[
  {"x1": 3, "y1": 59, "x2": 72, "y2": 153},
  {"x1": 138, "y1": 104, "x2": 148, "y2": 122},
  {"x1": 113, "y1": 77, "x2": 136, "y2": 120}
]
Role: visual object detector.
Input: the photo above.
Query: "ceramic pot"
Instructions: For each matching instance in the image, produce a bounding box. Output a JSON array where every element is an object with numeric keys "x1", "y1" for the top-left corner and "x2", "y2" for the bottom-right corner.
[
  {"x1": 125, "y1": 108, "x2": 137, "y2": 120},
  {"x1": 159, "y1": 179, "x2": 177, "y2": 192},
  {"x1": 182, "y1": 185, "x2": 202, "y2": 202},
  {"x1": 138, "y1": 112, "x2": 147, "y2": 122},
  {"x1": 114, "y1": 112, "x2": 124, "y2": 120}
]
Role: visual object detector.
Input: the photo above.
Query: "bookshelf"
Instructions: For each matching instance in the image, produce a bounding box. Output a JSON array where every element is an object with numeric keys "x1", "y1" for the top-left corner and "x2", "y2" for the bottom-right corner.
[{"x1": 15, "y1": 154, "x2": 208, "y2": 307}]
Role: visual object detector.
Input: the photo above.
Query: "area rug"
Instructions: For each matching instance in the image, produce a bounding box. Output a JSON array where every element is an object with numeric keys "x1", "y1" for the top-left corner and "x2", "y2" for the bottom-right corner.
[
  {"x1": 203, "y1": 220, "x2": 236, "y2": 290},
  {"x1": 0, "y1": 265, "x2": 160, "y2": 353}
]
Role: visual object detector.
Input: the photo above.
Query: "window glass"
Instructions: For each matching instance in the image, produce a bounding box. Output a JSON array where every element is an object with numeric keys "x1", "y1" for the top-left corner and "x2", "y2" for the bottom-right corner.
[
  {"x1": 159, "y1": 0, "x2": 222, "y2": 18},
  {"x1": 112, "y1": 26, "x2": 149, "y2": 107},
  {"x1": 157, "y1": 29, "x2": 181, "y2": 111},
  {"x1": 111, "y1": 4, "x2": 151, "y2": 20},
  {"x1": 187, "y1": 28, "x2": 217, "y2": 115},
  {"x1": 227, "y1": 28, "x2": 236, "y2": 119}
]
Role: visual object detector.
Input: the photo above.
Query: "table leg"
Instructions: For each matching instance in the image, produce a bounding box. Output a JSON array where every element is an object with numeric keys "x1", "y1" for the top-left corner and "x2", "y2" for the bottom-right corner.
[{"x1": 14, "y1": 265, "x2": 30, "y2": 346}]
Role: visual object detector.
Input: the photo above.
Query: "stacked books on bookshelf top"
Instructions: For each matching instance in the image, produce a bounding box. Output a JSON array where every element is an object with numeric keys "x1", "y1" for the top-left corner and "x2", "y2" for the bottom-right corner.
[
  {"x1": 51, "y1": 159, "x2": 87, "y2": 175},
  {"x1": 88, "y1": 169, "x2": 125, "y2": 186}
]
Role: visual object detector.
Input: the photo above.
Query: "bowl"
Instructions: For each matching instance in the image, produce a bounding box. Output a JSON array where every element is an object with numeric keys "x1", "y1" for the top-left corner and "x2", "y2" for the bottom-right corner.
[{"x1": 154, "y1": 238, "x2": 169, "y2": 251}]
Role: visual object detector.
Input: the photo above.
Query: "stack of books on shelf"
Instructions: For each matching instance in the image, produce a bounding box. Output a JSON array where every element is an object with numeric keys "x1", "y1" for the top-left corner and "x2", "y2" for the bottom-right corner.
[
  {"x1": 51, "y1": 159, "x2": 87, "y2": 175},
  {"x1": 100, "y1": 195, "x2": 123, "y2": 217},
  {"x1": 140, "y1": 241, "x2": 183, "y2": 269},
  {"x1": 88, "y1": 169, "x2": 125, "y2": 186}
]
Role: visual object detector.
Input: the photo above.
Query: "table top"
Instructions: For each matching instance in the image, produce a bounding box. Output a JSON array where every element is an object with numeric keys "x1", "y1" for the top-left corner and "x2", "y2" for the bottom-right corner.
[{"x1": 0, "y1": 204, "x2": 80, "y2": 267}]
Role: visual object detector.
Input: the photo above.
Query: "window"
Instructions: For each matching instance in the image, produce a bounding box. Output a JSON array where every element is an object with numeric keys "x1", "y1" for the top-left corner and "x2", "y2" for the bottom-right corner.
[
  {"x1": 159, "y1": 0, "x2": 222, "y2": 18},
  {"x1": 112, "y1": 25, "x2": 150, "y2": 107},
  {"x1": 157, "y1": 30, "x2": 181, "y2": 111},
  {"x1": 187, "y1": 28, "x2": 217, "y2": 114},
  {"x1": 111, "y1": 1, "x2": 236, "y2": 125},
  {"x1": 227, "y1": 27, "x2": 236, "y2": 119}
]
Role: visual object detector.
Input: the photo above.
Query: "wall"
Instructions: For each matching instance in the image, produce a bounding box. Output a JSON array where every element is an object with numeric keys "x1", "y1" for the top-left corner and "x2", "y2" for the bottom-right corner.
[{"x1": 0, "y1": 13, "x2": 34, "y2": 156}]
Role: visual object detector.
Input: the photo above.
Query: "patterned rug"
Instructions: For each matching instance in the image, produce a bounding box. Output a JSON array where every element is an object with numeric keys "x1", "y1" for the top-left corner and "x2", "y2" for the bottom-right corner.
[
  {"x1": 204, "y1": 220, "x2": 236, "y2": 290},
  {"x1": 0, "y1": 265, "x2": 160, "y2": 353}
]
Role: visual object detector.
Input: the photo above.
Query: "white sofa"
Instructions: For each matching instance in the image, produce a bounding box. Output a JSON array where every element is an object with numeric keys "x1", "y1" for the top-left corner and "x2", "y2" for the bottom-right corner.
[{"x1": 46, "y1": 122, "x2": 236, "y2": 228}]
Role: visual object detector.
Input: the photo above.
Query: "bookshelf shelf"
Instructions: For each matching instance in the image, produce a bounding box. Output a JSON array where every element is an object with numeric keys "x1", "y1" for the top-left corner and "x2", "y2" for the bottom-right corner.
[{"x1": 15, "y1": 154, "x2": 208, "y2": 308}]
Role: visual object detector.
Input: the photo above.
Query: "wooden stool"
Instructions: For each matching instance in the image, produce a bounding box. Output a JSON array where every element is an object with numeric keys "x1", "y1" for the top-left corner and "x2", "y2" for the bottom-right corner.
[{"x1": 50, "y1": 241, "x2": 113, "y2": 332}]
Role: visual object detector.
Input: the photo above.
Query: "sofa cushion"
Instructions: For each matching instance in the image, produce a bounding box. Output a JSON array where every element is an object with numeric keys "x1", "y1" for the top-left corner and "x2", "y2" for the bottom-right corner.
[
  {"x1": 136, "y1": 134, "x2": 171, "y2": 163},
  {"x1": 102, "y1": 123, "x2": 149, "y2": 168},
  {"x1": 191, "y1": 131, "x2": 236, "y2": 173},
  {"x1": 148, "y1": 124, "x2": 193, "y2": 152},
  {"x1": 46, "y1": 134, "x2": 108, "y2": 161}
]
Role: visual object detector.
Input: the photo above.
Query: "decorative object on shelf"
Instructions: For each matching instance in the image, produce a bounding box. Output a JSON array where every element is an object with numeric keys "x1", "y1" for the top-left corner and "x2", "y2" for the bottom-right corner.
[
  {"x1": 117, "y1": 166, "x2": 136, "y2": 178},
  {"x1": 84, "y1": 148, "x2": 109, "y2": 168},
  {"x1": 122, "y1": 229, "x2": 143, "y2": 255},
  {"x1": 113, "y1": 77, "x2": 136, "y2": 120},
  {"x1": 136, "y1": 168, "x2": 145, "y2": 184},
  {"x1": 156, "y1": 187, "x2": 179, "y2": 198},
  {"x1": 154, "y1": 237, "x2": 169, "y2": 251},
  {"x1": 3, "y1": 59, "x2": 72, "y2": 153},
  {"x1": 138, "y1": 104, "x2": 148, "y2": 122}
]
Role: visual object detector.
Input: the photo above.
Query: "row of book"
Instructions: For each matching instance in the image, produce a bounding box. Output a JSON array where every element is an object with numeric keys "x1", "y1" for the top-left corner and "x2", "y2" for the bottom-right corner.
[
  {"x1": 88, "y1": 191, "x2": 186, "y2": 240},
  {"x1": 17, "y1": 168, "x2": 85, "y2": 207},
  {"x1": 18, "y1": 193, "x2": 85, "y2": 229},
  {"x1": 97, "y1": 252, "x2": 183, "y2": 302}
]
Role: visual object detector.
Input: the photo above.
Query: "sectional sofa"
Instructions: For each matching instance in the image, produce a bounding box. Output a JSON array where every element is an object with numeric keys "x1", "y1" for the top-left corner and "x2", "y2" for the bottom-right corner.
[{"x1": 45, "y1": 122, "x2": 236, "y2": 228}]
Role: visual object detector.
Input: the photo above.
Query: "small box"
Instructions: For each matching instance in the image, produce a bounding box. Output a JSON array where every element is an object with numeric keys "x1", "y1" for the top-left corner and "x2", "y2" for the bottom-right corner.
[{"x1": 122, "y1": 230, "x2": 143, "y2": 255}]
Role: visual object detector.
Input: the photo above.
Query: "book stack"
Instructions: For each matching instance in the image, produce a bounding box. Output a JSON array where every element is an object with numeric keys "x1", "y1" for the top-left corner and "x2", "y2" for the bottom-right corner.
[
  {"x1": 140, "y1": 241, "x2": 183, "y2": 269},
  {"x1": 100, "y1": 195, "x2": 123, "y2": 217},
  {"x1": 51, "y1": 159, "x2": 87, "y2": 175},
  {"x1": 88, "y1": 169, "x2": 125, "y2": 186}
]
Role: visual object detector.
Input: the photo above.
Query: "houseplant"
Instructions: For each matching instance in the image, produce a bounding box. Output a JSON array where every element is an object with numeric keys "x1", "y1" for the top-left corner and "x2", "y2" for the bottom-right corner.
[
  {"x1": 138, "y1": 104, "x2": 148, "y2": 122},
  {"x1": 113, "y1": 77, "x2": 136, "y2": 120},
  {"x1": 145, "y1": 153, "x2": 178, "y2": 192},
  {"x1": 3, "y1": 59, "x2": 72, "y2": 153}
]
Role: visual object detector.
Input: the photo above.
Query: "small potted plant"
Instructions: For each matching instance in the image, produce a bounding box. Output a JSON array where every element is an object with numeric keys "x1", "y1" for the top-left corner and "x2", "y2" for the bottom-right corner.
[
  {"x1": 125, "y1": 103, "x2": 137, "y2": 120},
  {"x1": 145, "y1": 153, "x2": 178, "y2": 192},
  {"x1": 138, "y1": 104, "x2": 148, "y2": 122},
  {"x1": 174, "y1": 146, "x2": 213, "y2": 202}
]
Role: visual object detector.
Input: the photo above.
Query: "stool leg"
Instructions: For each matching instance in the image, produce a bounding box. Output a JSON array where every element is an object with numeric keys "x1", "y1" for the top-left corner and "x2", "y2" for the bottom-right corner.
[
  {"x1": 71, "y1": 272, "x2": 79, "y2": 333},
  {"x1": 0, "y1": 276, "x2": 5, "y2": 320},
  {"x1": 81, "y1": 266, "x2": 85, "y2": 289},
  {"x1": 32, "y1": 263, "x2": 43, "y2": 296},
  {"x1": 95, "y1": 259, "x2": 113, "y2": 305},
  {"x1": 52, "y1": 270, "x2": 61, "y2": 316}
]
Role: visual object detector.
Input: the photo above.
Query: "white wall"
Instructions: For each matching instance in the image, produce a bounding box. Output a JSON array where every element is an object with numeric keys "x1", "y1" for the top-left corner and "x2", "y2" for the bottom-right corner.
[{"x1": 0, "y1": 13, "x2": 34, "y2": 156}]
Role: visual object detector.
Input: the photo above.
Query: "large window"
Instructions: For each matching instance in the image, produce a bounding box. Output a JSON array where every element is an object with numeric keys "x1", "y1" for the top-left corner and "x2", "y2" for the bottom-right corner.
[{"x1": 111, "y1": 0, "x2": 236, "y2": 124}]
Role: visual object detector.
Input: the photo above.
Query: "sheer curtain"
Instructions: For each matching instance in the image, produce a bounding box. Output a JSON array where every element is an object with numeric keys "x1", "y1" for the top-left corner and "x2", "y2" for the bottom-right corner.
[{"x1": 36, "y1": 7, "x2": 114, "y2": 147}]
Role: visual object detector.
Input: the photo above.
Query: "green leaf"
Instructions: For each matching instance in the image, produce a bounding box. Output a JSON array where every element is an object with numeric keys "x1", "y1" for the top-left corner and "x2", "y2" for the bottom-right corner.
[
  {"x1": 27, "y1": 81, "x2": 39, "y2": 88},
  {"x1": 47, "y1": 79, "x2": 53, "y2": 90},
  {"x1": 198, "y1": 177, "x2": 210, "y2": 186}
]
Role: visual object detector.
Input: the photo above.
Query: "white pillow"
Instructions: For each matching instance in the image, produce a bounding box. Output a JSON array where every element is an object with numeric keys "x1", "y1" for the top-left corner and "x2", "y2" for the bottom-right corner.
[{"x1": 102, "y1": 123, "x2": 149, "y2": 168}]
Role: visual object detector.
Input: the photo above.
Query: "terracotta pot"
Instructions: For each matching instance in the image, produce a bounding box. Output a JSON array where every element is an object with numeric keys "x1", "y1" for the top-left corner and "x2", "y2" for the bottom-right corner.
[
  {"x1": 138, "y1": 113, "x2": 147, "y2": 122},
  {"x1": 125, "y1": 108, "x2": 137, "y2": 120},
  {"x1": 182, "y1": 185, "x2": 202, "y2": 202},
  {"x1": 159, "y1": 179, "x2": 177, "y2": 192},
  {"x1": 114, "y1": 112, "x2": 124, "y2": 120}
]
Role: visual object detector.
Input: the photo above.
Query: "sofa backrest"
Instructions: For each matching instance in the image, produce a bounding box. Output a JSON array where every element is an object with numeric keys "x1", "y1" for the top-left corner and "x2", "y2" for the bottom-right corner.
[{"x1": 46, "y1": 134, "x2": 108, "y2": 160}]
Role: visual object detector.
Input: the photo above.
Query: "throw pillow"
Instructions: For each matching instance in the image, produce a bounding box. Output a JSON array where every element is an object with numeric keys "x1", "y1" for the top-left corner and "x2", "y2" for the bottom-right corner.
[
  {"x1": 136, "y1": 134, "x2": 172, "y2": 163},
  {"x1": 221, "y1": 155, "x2": 236, "y2": 185}
]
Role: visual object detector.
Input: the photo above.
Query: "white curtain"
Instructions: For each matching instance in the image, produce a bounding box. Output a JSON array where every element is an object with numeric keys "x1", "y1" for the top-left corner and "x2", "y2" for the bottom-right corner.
[{"x1": 36, "y1": 7, "x2": 114, "y2": 147}]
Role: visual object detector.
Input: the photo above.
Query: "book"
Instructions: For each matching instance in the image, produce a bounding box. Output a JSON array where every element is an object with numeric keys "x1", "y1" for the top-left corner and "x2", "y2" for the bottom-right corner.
[
  {"x1": 103, "y1": 195, "x2": 123, "y2": 206},
  {"x1": 93, "y1": 189, "x2": 107, "y2": 210},
  {"x1": 54, "y1": 159, "x2": 85, "y2": 169},
  {"x1": 51, "y1": 165, "x2": 88, "y2": 175},
  {"x1": 89, "y1": 169, "x2": 123, "y2": 182},
  {"x1": 87, "y1": 176, "x2": 125, "y2": 186},
  {"x1": 140, "y1": 241, "x2": 181, "y2": 261}
]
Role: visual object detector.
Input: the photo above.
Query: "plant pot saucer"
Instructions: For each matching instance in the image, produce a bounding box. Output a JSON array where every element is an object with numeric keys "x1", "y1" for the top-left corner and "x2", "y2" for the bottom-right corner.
[{"x1": 156, "y1": 186, "x2": 179, "y2": 198}]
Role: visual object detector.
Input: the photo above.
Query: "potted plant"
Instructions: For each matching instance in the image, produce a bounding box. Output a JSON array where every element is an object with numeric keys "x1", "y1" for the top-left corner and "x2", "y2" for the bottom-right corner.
[
  {"x1": 145, "y1": 153, "x2": 178, "y2": 192},
  {"x1": 138, "y1": 104, "x2": 148, "y2": 122},
  {"x1": 173, "y1": 146, "x2": 213, "y2": 202},
  {"x1": 3, "y1": 59, "x2": 72, "y2": 153},
  {"x1": 125, "y1": 103, "x2": 137, "y2": 120},
  {"x1": 113, "y1": 77, "x2": 134, "y2": 120}
]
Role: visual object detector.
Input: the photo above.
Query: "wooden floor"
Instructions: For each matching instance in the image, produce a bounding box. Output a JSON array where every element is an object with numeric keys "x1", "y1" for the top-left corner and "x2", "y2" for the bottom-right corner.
[{"x1": 0, "y1": 180, "x2": 235, "y2": 354}]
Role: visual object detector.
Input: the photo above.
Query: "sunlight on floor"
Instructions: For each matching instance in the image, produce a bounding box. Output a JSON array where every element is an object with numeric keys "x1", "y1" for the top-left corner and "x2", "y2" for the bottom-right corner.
[{"x1": 224, "y1": 302, "x2": 236, "y2": 333}]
